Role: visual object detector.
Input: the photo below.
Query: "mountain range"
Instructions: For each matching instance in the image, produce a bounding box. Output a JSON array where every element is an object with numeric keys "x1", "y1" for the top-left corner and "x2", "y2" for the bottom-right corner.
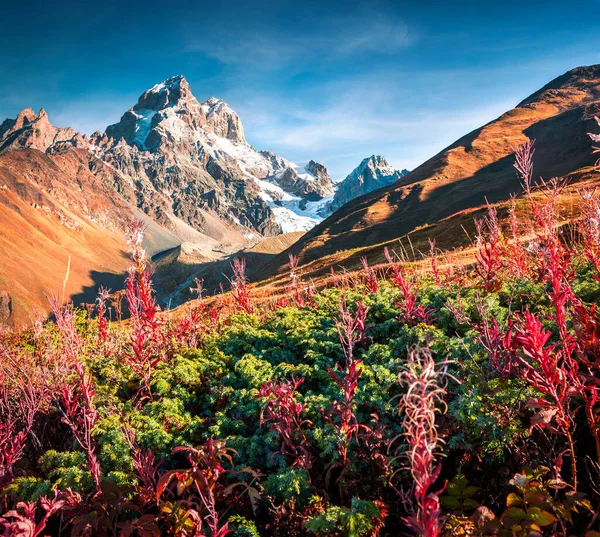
[
  {"x1": 2, "y1": 64, "x2": 600, "y2": 325},
  {"x1": 0, "y1": 75, "x2": 406, "y2": 323}
]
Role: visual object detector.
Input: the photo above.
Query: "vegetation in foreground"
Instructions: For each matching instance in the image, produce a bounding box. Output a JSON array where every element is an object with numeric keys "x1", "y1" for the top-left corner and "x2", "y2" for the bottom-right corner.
[{"x1": 1, "y1": 140, "x2": 600, "y2": 536}]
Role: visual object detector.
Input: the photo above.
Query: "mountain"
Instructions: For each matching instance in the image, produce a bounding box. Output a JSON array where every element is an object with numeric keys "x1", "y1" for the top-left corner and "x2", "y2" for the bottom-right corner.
[
  {"x1": 0, "y1": 107, "x2": 86, "y2": 153},
  {"x1": 259, "y1": 64, "x2": 600, "y2": 277},
  {"x1": 0, "y1": 75, "x2": 340, "y2": 323},
  {"x1": 326, "y1": 155, "x2": 408, "y2": 214},
  {"x1": 93, "y1": 75, "x2": 334, "y2": 237}
]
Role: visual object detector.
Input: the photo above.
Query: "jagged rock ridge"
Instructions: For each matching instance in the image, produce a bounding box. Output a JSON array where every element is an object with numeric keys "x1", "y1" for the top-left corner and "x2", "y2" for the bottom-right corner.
[{"x1": 326, "y1": 155, "x2": 408, "y2": 214}]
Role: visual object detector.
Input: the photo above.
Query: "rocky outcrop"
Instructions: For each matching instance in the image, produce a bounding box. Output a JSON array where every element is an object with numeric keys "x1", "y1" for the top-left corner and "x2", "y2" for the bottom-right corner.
[
  {"x1": 0, "y1": 108, "x2": 84, "y2": 154},
  {"x1": 327, "y1": 155, "x2": 407, "y2": 213},
  {"x1": 105, "y1": 76, "x2": 245, "y2": 150},
  {"x1": 273, "y1": 161, "x2": 334, "y2": 201},
  {"x1": 97, "y1": 75, "x2": 336, "y2": 238}
]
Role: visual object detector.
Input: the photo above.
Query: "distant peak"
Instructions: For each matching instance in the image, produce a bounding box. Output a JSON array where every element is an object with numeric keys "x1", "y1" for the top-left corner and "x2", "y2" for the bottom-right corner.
[
  {"x1": 148, "y1": 74, "x2": 188, "y2": 94},
  {"x1": 364, "y1": 155, "x2": 388, "y2": 165},
  {"x1": 132, "y1": 75, "x2": 196, "y2": 114},
  {"x1": 355, "y1": 155, "x2": 390, "y2": 173},
  {"x1": 205, "y1": 97, "x2": 222, "y2": 106}
]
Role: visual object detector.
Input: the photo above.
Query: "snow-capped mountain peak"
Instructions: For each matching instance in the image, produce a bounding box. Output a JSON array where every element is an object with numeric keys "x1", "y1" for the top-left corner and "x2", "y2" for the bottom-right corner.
[
  {"x1": 148, "y1": 74, "x2": 187, "y2": 94},
  {"x1": 354, "y1": 155, "x2": 396, "y2": 177},
  {"x1": 326, "y1": 155, "x2": 408, "y2": 214},
  {"x1": 97, "y1": 75, "x2": 335, "y2": 236}
]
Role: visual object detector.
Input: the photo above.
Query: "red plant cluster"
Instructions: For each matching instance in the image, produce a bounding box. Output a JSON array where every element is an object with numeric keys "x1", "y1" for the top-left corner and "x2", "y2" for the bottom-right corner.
[
  {"x1": 274, "y1": 254, "x2": 316, "y2": 309},
  {"x1": 474, "y1": 205, "x2": 503, "y2": 292},
  {"x1": 229, "y1": 257, "x2": 253, "y2": 314},
  {"x1": 258, "y1": 377, "x2": 312, "y2": 469},
  {"x1": 95, "y1": 286, "x2": 110, "y2": 344},
  {"x1": 385, "y1": 248, "x2": 433, "y2": 326},
  {"x1": 448, "y1": 140, "x2": 600, "y2": 494},
  {"x1": 0, "y1": 347, "x2": 49, "y2": 490},
  {"x1": 60, "y1": 362, "x2": 102, "y2": 493},
  {"x1": 0, "y1": 489, "x2": 81, "y2": 537},
  {"x1": 361, "y1": 256, "x2": 380, "y2": 294},
  {"x1": 322, "y1": 299, "x2": 374, "y2": 492},
  {"x1": 157, "y1": 438, "x2": 252, "y2": 537},
  {"x1": 393, "y1": 348, "x2": 450, "y2": 537},
  {"x1": 124, "y1": 220, "x2": 165, "y2": 402},
  {"x1": 581, "y1": 187, "x2": 600, "y2": 282}
]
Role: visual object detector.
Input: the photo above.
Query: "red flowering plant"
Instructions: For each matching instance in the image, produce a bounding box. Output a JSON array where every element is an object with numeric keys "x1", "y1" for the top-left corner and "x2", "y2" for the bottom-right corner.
[
  {"x1": 391, "y1": 348, "x2": 452, "y2": 537},
  {"x1": 258, "y1": 376, "x2": 313, "y2": 470},
  {"x1": 229, "y1": 257, "x2": 253, "y2": 314},
  {"x1": 123, "y1": 220, "x2": 165, "y2": 403},
  {"x1": 385, "y1": 248, "x2": 433, "y2": 326}
]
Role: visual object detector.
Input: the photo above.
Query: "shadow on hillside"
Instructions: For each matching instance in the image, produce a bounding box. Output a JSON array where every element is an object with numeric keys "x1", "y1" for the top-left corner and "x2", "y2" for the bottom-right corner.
[
  {"x1": 258, "y1": 104, "x2": 600, "y2": 282},
  {"x1": 70, "y1": 270, "x2": 127, "y2": 309},
  {"x1": 152, "y1": 250, "x2": 277, "y2": 309}
]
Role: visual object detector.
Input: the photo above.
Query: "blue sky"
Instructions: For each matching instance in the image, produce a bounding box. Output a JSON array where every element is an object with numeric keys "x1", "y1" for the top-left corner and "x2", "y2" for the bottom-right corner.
[{"x1": 2, "y1": 0, "x2": 600, "y2": 178}]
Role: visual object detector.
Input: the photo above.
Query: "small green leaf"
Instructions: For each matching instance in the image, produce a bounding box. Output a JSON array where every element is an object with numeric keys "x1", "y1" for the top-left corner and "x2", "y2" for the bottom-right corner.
[
  {"x1": 440, "y1": 496, "x2": 462, "y2": 510},
  {"x1": 528, "y1": 507, "x2": 557, "y2": 527},
  {"x1": 502, "y1": 507, "x2": 526, "y2": 524},
  {"x1": 462, "y1": 499, "x2": 480, "y2": 510},
  {"x1": 506, "y1": 493, "x2": 523, "y2": 507},
  {"x1": 463, "y1": 485, "x2": 480, "y2": 498}
]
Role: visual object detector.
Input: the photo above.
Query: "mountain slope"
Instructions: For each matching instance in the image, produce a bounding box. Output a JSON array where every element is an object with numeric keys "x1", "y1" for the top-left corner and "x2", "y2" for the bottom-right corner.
[
  {"x1": 0, "y1": 148, "x2": 133, "y2": 325},
  {"x1": 265, "y1": 64, "x2": 600, "y2": 273},
  {"x1": 0, "y1": 76, "x2": 338, "y2": 323}
]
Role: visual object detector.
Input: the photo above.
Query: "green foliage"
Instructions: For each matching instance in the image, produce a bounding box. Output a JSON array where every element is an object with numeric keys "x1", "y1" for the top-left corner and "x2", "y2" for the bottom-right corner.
[
  {"x1": 305, "y1": 497, "x2": 383, "y2": 537},
  {"x1": 5, "y1": 451, "x2": 94, "y2": 501},
  {"x1": 440, "y1": 471, "x2": 480, "y2": 513},
  {"x1": 228, "y1": 515, "x2": 261, "y2": 537},
  {"x1": 481, "y1": 466, "x2": 593, "y2": 537},
  {"x1": 5, "y1": 226, "x2": 600, "y2": 536},
  {"x1": 264, "y1": 468, "x2": 311, "y2": 506}
]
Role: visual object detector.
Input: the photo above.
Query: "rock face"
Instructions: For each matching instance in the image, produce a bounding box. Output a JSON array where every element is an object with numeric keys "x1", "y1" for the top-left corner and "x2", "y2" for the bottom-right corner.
[
  {"x1": 0, "y1": 108, "x2": 85, "y2": 153},
  {"x1": 273, "y1": 161, "x2": 334, "y2": 201},
  {"x1": 327, "y1": 155, "x2": 407, "y2": 214},
  {"x1": 105, "y1": 76, "x2": 245, "y2": 150},
  {"x1": 96, "y1": 75, "x2": 335, "y2": 238}
]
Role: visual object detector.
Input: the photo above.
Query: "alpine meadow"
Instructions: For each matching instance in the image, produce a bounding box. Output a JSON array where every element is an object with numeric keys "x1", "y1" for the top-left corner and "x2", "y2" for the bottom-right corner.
[{"x1": 2, "y1": 2, "x2": 600, "y2": 536}]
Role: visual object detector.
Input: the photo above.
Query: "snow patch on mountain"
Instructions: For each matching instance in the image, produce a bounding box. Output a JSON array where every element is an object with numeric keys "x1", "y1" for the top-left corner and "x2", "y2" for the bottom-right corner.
[{"x1": 131, "y1": 109, "x2": 155, "y2": 149}]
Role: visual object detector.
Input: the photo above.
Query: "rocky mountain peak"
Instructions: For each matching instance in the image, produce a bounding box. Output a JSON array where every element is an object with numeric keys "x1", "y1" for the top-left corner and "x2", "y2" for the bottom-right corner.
[
  {"x1": 356, "y1": 155, "x2": 393, "y2": 175},
  {"x1": 0, "y1": 107, "x2": 79, "y2": 154},
  {"x1": 200, "y1": 96, "x2": 245, "y2": 143},
  {"x1": 135, "y1": 75, "x2": 194, "y2": 112},
  {"x1": 104, "y1": 75, "x2": 245, "y2": 150},
  {"x1": 326, "y1": 155, "x2": 407, "y2": 214}
]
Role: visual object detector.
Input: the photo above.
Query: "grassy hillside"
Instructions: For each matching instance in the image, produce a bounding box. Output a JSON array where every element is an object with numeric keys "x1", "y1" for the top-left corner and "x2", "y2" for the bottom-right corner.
[
  {"x1": 262, "y1": 65, "x2": 600, "y2": 278},
  {"x1": 2, "y1": 151, "x2": 600, "y2": 535}
]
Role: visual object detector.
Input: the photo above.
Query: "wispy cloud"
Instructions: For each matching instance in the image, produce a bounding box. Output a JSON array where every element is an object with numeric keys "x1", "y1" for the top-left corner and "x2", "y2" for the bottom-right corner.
[
  {"x1": 184, "y1": 9, "x2": 413, "y2": 70},
  {"x1": 231, "y1": 66, "x2": 519, "y2": 177}
]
